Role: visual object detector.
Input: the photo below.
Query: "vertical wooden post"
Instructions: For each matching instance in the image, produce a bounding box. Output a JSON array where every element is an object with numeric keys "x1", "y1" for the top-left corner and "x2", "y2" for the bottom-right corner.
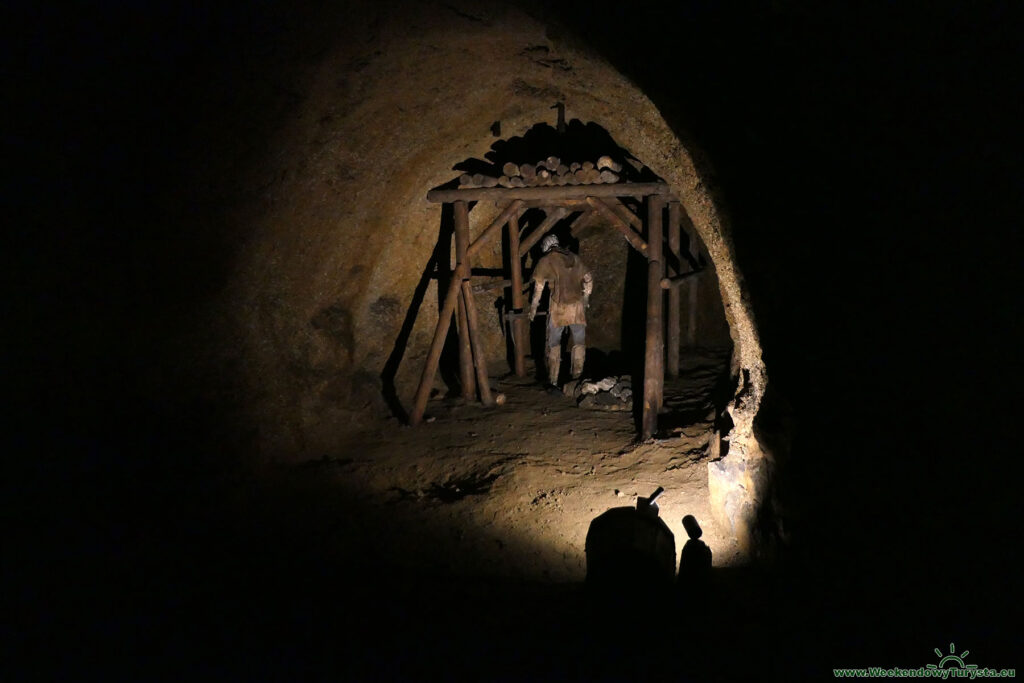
[
  {"x1": 453, "y1": 200, "x2": 476, "y2": 399},
  {"x1": 667, "y1": 201, "x2": 681, "y2": 379},
  {"x1": 461, "y1": 280, "x2": 495, "y2": 406},
  {"x1": 642, "y1": 195, "x2": 665, "y2": 440},
  {"x1": 507, "y1": 210, "x2": 527, "y2": 376}
]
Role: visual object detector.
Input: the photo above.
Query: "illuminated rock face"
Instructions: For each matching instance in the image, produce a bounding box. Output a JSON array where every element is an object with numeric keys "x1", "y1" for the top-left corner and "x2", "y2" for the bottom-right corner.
[
  {"x1": 213, "y1": 0, "x2": 770, "y2": 551},
  {"x1": 708, "y1": 448, "x2": 772, "y2": 556}
]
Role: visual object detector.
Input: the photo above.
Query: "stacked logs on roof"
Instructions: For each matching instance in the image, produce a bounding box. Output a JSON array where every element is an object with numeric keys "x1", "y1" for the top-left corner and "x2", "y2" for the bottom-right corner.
[{"x1": 459, "y1": 155, "x2": 624, "y2": 189}]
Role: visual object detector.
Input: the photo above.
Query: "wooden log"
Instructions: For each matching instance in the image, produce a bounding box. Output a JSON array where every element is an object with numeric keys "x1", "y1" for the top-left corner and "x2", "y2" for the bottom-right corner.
[
  {"x1": 518, "y1": 207, "x2": 569, "y2": 254},
  {"x1": 585, "y1": 197, "x2": 649, "y2": 256},
  {"x1": 472, "y1": 173, "x2": 487, "y2": 186},
  {"x1": 601, "y1": 196, "x2": 643, "y2": 231},
  {"x1": 479, "y1": 175, "x2": 499, "y2": 188},
  {"x1": 642, "y1": 196, "x2": 665, "y2": 439},
  {"x1": 556, "y1": 164, "x2": 570, "y2": 176},
  {"x1": 498, "y1": 175, "x2": 513, "y2": 188},
  {"x1": 453, "y1": 200, "x2": 476, "y2": 400},
  {"x1": 507, "y1": 211, "x2": 527, "y2": 377},
  {"x1": 659, "y1": 268, "x2": 704, "y2": 289},
  {"x1": 457, "y1": 293, "x2": 476, "y2": 398},
  {"x1": 597, "y1": 155, "x2": 623, "y2": 173},
  {"x1": 520, "y1": 164, "x2": 536, "y2": 181},
  {"x1": 521, "y1": 198, "x2": 589, "y2": 210},
  {"x1": 459, "y1": 173, "x2": 473, "y2": 186},
  {"x1": 667, "y1": 201, "x2": 681, "y2": 379},
  {"x1": 599, "y1": 170, "x2": 620, "y2": 184},
  {"x1": 510, "y1": 176, "x2": 525, "y2": 188},
  {"x1": 471, "y1": 277, "x2": 511, "y2": 292},
  {"x1": 582, "y1": 161, "x2": 595, "y2": 171},
  {"x1": 461, "y1": 279, "x2": 495, "y2": 407},
  {"x1": 570, "y1": 162, "x2": 581, "y2": 172},
  {"x1": 545, "y1": 156, "x2": 560, "y2": 170},
  {"x1": 568, "y1": 209, "x2": 597, "y2": 236},
  {"x1": 431, "y1": 182, "x2": 671, "y2": 202},
  {"x1": 467, "y1": 199, "x2": 525, "y2": 259},
  {"x1": 503, "y1": 162, "x2": 520, "y2": 177},
  {"x1": 410, "y1": 262, "x2": 467, "y2": 425}
]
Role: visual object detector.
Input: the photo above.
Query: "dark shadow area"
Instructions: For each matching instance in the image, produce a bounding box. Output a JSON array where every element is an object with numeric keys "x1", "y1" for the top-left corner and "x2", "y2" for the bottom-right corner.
[
  {"x1": 677, "y1": 515, "x2": 712, "y2": 618},
  {"x1": 585, "y1": 488, "x2": 676, "y2": 593}
]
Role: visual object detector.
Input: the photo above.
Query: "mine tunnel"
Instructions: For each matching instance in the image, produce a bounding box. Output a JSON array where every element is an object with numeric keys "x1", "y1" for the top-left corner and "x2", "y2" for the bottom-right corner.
[{"x1": 16, "y1": 0, "x2": 1020, "y2": 679}]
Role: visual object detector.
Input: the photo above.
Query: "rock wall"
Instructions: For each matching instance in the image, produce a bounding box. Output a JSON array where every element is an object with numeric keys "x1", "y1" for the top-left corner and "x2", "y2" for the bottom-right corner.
[{"x1": 213, "y1": 0, "x2": 767, "y2": 495}]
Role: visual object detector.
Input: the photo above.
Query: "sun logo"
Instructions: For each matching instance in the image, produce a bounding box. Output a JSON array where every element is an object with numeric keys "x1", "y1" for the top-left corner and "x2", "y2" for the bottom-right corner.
[{"x1": 926, "y1": 643, "x2": 979, "y2": 670}]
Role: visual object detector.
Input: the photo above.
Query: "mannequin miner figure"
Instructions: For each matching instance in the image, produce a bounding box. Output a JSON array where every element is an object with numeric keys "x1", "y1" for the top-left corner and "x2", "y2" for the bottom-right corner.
[{"x1": 529, "y1": 234, "x2": 594, "y2": 388}]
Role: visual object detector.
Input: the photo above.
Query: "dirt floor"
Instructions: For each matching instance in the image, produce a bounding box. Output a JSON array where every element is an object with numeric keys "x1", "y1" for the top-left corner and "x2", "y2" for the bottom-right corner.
[{"x1": 292, "y1": 346, "x2": 740, "y2": 583}]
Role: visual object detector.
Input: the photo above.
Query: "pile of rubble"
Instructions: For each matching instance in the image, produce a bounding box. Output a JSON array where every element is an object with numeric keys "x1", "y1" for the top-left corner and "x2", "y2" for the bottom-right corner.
[
  {"x1": 459, "y1": 155, "x2": 628, "y2": 189},
  {"x1": 562, "y1": 375, "x2": 633, "y2": 411}
]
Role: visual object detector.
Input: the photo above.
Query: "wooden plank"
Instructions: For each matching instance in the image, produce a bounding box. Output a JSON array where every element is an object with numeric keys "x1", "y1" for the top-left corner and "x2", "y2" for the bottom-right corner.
[
  {"x1": 585, "y1": 197, "x2": 649, "y2": 256},
  {"x1": 461, "y1": 280, "x2": 495, "y2": 407},
  {"x1": 667, "y1": 201, "x2": 681, "y2": 379},
  {"x1": 467, "y1": 200, "x2": 524, "y2": 260},
  {"x1": 453, "y1": 200, "x2": 476, "y2": 400},
  {"x1": 518, "y1": 207, "x2": 569, "y2": 255},
  {"x1": 426, "y1": 182, "x2": 671, "y2": 203},
  {"x1": 642, "y1": 196, "x2": 665, "y2": 440},
  {"x1": 507, "y1": 211, "x2": 527, "y2": 377}
]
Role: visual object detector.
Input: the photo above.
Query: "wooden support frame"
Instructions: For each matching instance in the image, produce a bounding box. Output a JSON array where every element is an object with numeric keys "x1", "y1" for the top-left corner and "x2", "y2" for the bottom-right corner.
[{"x1": 416, "y1": 180, "x2": 679, "y2": 440}]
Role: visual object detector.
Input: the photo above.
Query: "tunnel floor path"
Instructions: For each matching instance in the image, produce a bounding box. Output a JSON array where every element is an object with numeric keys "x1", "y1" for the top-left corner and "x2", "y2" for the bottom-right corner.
[{"x1": 299, "y1": 347, "x2": 739, "y2": 582}]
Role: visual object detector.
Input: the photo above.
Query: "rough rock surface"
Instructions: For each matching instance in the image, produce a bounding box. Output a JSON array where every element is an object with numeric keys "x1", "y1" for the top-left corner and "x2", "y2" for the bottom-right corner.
[{"x1": 196, "y1": 0, "x2": 770, "y2": 551}]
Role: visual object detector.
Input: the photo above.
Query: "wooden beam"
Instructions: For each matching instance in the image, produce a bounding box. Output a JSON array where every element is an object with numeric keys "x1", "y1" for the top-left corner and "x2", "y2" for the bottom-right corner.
[
  {"x1": 453, "y1": 200, "x2": 476, "y2": 400},
  {"x1": 507, "y1": 211, "x2": 527, "y2": 377},
  {"x1": 667, "y1": 201, "x2": 681, "y2": 379},
  {"x1": 521, "y1": 198, "x2": 590, "y2": 210},
  {"x1": 461, "y1": 280, "x2": 495, "y2": 407},
  {"x1": 467, "y1": 200, "x2": 524, "y2": 260},
  {"x1": 585, "y1": 197, "x2": 649, "y2": 256},
  {"x1": 642, "y1": 196, "x2": 665, "y2": 440},
  {"x1": 410, "y1": 263, "x2": 467, "y2": 425},
  {"x1": 568, "y1": 209, "x2": 597, "y2": 236},
  {"x1": 659, "y1": 268, "x2": 705, "y2": 289},
  {"x1": 600, "y1": 197, "x2": 643, "y2": 231},
  {"x1": 518, "y1": 207, "x2": 569, "y2": 254},
  {"x1": 426, "y1": 182, "x2": 671, "y2": 203}
]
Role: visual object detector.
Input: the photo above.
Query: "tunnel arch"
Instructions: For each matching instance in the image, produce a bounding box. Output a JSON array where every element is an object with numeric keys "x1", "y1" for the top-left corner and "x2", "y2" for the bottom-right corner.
[{"x1": 220, "y1": 0, "x2": 771, "y2": 552}]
